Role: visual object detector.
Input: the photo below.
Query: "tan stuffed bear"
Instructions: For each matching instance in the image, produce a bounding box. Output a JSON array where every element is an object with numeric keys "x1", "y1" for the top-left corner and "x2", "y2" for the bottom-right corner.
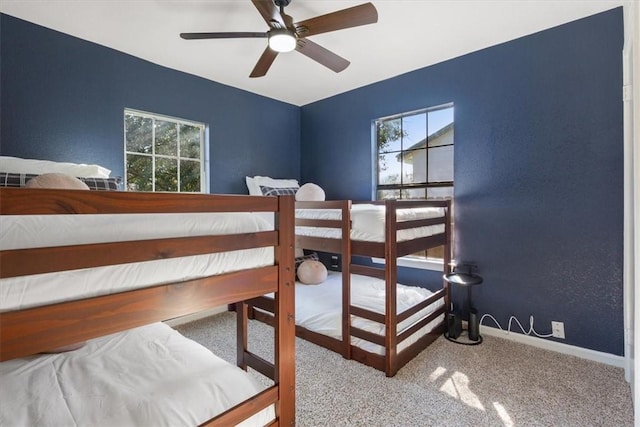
[
  {"x1": 25, "y1": 173, "x2": 89, "y2": 190},
  {"x1": 297, "y1": 260, "x2": 328, "y2": 285}
]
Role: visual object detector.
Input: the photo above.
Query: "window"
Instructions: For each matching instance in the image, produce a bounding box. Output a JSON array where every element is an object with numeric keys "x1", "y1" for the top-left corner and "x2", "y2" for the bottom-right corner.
[
  {"x1": 374, "y1": 104, "x2": 454, "y2": 265},
  {"x1": 124, "y1": 109, "x2": 206, "y2": 192}
]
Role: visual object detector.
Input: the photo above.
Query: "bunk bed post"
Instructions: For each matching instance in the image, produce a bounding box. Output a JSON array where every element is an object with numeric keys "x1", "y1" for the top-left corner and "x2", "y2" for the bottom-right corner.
[
  {"x1": 443, "y1": 199, "x2": 453, "y2": 312},
  {"x1": 384, "y1": 200, "x2": 399, "y2": 377},
  {"x1": 274, "y1": 195, "x2": 296, "y2": 426},
  {"x1": 236, "y1": 301, "x2": 249, "y2": 370},
  {"x1": 342, "y1": 200, "x2": 352, "y2": 360}
]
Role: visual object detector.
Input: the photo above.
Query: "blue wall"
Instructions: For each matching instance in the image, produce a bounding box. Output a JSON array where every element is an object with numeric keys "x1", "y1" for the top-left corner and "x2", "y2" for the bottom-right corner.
[
  {"x1": 1, "y1": 9, "x2": 625, "y2": 355},
  {"x1": 301, "y1": 8, "x2": 624, "y2": 355},
  {"x1": 0, "y1": 14, "x2": 301, "y2": 194}
]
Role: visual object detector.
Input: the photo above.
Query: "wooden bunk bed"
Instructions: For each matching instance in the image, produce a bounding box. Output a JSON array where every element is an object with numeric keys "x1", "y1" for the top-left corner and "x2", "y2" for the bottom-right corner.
[
  {"x1": 0, "y1": 188, "x2": 296, "y2": 426},
  {"x1": 249, "y1": 198, "x2": 451, "y2": 377}
]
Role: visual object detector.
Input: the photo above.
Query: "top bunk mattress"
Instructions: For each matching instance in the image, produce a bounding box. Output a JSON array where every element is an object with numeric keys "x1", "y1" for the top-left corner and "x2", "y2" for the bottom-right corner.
[
  {"x1": 295, "y1": 203, "x2": 445, "y2": 242},
  {"x1": 0, "y1": 213, "x2": 274, "y2": 311},
  {"x1": 0, "y1": 321, "x2": 274, "y2": 426}
]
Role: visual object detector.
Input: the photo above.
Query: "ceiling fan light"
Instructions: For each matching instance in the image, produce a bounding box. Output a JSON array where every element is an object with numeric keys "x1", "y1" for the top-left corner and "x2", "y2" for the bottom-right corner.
[{"x1": 268, "y1": 30, "x2": 296, "y2": 53}]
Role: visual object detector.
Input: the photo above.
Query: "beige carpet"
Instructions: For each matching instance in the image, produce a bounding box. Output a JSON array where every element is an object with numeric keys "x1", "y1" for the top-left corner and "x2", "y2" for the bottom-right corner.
[{"x1": 175, "y1": 312, "x2": 634, "y2": 427}]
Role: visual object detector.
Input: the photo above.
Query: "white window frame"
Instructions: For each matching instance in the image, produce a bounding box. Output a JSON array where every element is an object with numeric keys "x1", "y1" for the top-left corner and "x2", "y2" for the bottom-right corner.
[
  {"x1": 124, "y1": 108, "x2": 208, "y2": 193},
  {"x1": 373, "y1": 103, "x2": 454, "y2": 271}
]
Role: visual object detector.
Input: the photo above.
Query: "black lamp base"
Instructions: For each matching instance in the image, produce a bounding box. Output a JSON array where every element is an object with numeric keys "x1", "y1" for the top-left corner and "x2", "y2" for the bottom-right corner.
[{"x1": 444, "y1": 330, "x2": 483, "y2": 346}]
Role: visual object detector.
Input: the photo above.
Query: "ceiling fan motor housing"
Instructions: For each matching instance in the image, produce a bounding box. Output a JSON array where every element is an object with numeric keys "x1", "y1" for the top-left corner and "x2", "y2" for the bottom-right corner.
[{"x1": 274, "y1": 0, "x2": 292, "y2": 7}]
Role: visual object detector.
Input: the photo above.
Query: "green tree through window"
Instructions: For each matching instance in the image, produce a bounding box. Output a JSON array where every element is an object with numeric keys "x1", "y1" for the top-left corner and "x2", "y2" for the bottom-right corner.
[{"x1": 125, "y1": 110, "x2": 205, "y2": 192}]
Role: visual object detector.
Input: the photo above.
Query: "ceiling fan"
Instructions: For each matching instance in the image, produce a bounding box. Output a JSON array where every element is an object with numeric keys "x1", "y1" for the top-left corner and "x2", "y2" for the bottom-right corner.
[{"x1": 180, "y1": 0, "x2": 378, "y2": 78}]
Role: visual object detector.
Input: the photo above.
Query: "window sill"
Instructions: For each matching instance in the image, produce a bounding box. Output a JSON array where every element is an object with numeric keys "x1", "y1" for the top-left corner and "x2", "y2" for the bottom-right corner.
[{"x1": 371, "y1": 256, "x2": 444, "y2": 271}]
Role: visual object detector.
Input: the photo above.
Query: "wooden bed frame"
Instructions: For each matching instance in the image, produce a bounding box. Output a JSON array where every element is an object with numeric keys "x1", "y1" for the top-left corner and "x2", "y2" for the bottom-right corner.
[
  {"x1": 0, "y1": 188, "x2": 296, "y2": 427},
  {"x1": 249, "y1": 198, "x2": 451, "y2": 377}
]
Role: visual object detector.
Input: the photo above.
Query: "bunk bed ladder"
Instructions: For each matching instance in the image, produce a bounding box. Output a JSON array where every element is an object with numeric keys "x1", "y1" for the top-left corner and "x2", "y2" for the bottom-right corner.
[
  {"x1": 235, "y1": 195, "x2": 296, "y2": 426},
  {"x1": 275, "y1": 195, "x2": 296, "y2": 425}
]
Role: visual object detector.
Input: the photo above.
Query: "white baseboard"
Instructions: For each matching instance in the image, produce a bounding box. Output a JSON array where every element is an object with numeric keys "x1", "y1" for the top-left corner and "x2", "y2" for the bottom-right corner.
[
  {"x1": 164, "y1": 306, "x2": 227, "y2": 327},
  {"x1": 480, "y1": 325, "x2": 625, "y2": 369},
  {"x1": 165, "y1": 309, "x2": 625, "y2": 368}
]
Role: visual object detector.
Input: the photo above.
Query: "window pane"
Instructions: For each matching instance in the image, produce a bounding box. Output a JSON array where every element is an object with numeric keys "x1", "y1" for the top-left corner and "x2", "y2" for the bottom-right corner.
[
  {"x1": 378, "y1": 152, "x2": 402, "y2": 185},
  {"x1": 428, "y1": 145, "x2": 454, "y2": 182},
  {"x1": 180, "y1": 159, "x2": 201, "y2": 192},
  {"x1": 427, "y1": 186, "x2": 454, "y2": 199},
  {"x1": 377, "y1": 118, "x2": 402, "y2": 153},
  {"x1": 126, "y1": 154, "x2": 152, "y2": 191},
  {"x1": 377, "y1": 189, "x2": 400, "y2": 200},
  {"x1": 155, "y1": 157, "x2": 178, "y2": 192},
  {"x1": 403, "y1": 188, "x2": 426, "y2": 199},
  {"x1": 402, "y1": 113, "x2": 426, "y2": 151},
  {"x1": 429, "y1": 126, "x2": 454, "y2": 148},
  {"x1": 155, "y1": 120, "x2": 178, "y2": 156},
  {"x1": 180, "y1": 124, "x2": 201, "y2": 159},
  {"x1": 403, "y1": 148, "x2": 426, "y2": 184},
  {"x1": 125, "y1": 115, "x2": 152, "y2": 154},
  {"x1": 428, "y1": 106, "x2": 454, "y2": 143}
]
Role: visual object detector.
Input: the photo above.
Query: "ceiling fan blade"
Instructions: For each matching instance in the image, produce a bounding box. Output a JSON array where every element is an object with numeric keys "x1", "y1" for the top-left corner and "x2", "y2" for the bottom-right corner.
[
  {"x1": 295, "y1": 38, "x2": 349, "y2": 73},
  {"x1": 250, "y1": 46, "x2": 279, "y2": 78},
  {"x1": 251, "y1": 0, "x2": 286, "y2": 29},
  {"x1": 180, "y1": 32, "x2": 267, "y2": 40},
  {"x1": 294, "y1": 2, "x2": 378, "y2": 38}
]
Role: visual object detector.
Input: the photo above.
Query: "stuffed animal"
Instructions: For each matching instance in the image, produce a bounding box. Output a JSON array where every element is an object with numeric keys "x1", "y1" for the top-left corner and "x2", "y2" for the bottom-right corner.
[
  {"x1": 25, "y1": 173, "x2": 89, "y2": 190},
  {"x1": 295, "y1": 183, "x2": 325, "y2": 201},
  {"x1": 297, "y1": 260, "x2": 328, "y2": 285}
]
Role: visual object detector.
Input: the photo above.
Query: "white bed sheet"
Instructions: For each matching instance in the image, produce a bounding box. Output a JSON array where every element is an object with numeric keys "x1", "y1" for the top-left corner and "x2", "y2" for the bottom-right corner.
[
  {"x1": 0, "y1": 213, "x2": 274, "y2": 311},
  {"x1": 266, "y1": 271, "x2": 443, "y2": 355},
  {"x1": 295, "y1": 204, "x2": 445, "y2": 242},
  {"x1": 0, "y1": 322, "x2": 275, "y2": 427}
]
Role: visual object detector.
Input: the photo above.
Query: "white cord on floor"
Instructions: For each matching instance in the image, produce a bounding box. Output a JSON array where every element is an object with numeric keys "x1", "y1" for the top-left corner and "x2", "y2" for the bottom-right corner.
[{"x1": 479, "y1": 313, "x2": 554, "y2": 338}]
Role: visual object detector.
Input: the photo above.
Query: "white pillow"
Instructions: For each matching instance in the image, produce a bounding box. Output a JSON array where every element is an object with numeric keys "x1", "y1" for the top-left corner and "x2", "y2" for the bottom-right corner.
[
  {"x1": 0, "y1": 156, "x2": 111, "y2": 178},
  {"x1": 246, "y1": 176, "x2": 299, "y2": 196}
]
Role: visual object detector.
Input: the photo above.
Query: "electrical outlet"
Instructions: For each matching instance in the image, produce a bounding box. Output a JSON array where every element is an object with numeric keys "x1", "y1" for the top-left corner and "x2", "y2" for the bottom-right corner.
[
  {"x1": 330, "y1": 255, "x2": 340, "y2": 271},
  {"x1": 551, "y1": 321, "x2": 565, "y2": 339}
]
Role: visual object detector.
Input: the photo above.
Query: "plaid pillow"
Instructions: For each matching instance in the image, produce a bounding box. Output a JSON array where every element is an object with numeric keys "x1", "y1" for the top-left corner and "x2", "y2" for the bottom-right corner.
[
  {"x1": 79, "y1": 177, "x2": 120, "y2": 191},
  {"x1": 0, "y1": 172, "x2": 33, "y2": 187},
  {"x1": 0, "y1": 172, "x2": 121, "y2": 191},
  {"x1": 260, "y1": 185, "x2": 299, "y2": 196}
]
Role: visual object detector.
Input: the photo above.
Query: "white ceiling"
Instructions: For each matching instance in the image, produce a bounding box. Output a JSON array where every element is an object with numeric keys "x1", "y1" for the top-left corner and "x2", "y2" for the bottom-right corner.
[{"x1": 1, "y1": 0, "x2": 623, "y2": 106}]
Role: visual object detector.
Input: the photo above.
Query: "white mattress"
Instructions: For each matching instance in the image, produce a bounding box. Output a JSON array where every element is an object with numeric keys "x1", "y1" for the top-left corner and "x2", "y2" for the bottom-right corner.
[
  {"x1": 0, "y1": 213, "x2": 274, "y2": 311},
  {"x1": 0, "y1": 322, "x2": 275, "y2": 427},
  {"x1": 295, "y1": 204, "x2": 445, "y2": 242},
  {"x1": 268, "y1": 271, "x2": 443, "y2": 355}
]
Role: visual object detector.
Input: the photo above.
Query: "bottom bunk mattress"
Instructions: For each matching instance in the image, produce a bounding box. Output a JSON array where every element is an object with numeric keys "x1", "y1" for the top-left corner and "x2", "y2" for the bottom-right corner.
[
  {"x1": 0, "y1": 322, "x2": 274, "y2": 427},
  {"x1": 267, "y1": 271, "x2": 444, "y2": 355}
]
